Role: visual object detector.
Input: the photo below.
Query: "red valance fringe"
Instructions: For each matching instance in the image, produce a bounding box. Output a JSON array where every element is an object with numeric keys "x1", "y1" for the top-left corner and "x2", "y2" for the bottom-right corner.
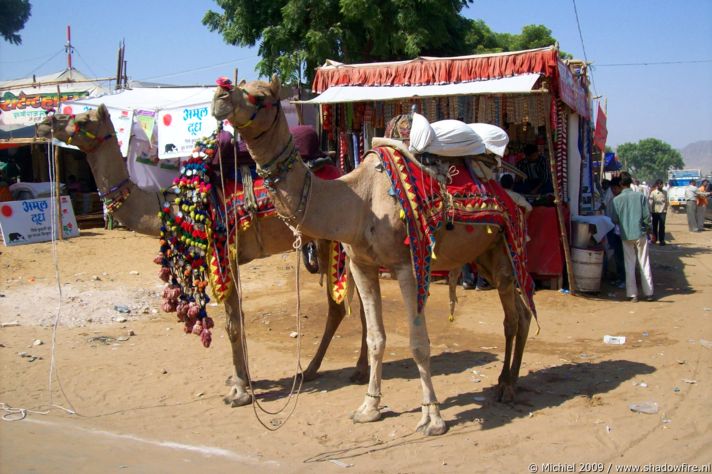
[{"x1": 312, "y1": 48, "x2": 560, "y2": 93}]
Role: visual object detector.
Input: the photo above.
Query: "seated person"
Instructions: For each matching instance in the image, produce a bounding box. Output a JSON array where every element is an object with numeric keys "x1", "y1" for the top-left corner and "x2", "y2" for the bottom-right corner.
[
  {"x1": 515, "y1": 143, "x2": 552, "y2": 195},
  {"x1": 500, "y1": 174, "x2": 532, "y2": 220}
]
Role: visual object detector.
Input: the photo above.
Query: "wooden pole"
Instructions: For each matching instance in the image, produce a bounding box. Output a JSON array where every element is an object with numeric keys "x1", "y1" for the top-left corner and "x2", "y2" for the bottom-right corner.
[
  {"x1": 53, "y1": 145, "x2": 64, "y2": 241},
  {"x1": 544, "y1": 95, "x2": 575, "y2": 293},
  {"x1": 54, "y1": 85, "x2": 64, "y2": 240}
]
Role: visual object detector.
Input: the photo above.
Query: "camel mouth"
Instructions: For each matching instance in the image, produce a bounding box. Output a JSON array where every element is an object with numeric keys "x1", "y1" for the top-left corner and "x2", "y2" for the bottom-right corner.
[
  {"x1": 35, "y1": 122, "x2": 52, "y2": 139},
  {"x1": 211, "y1": 88, "x2": 235, "y2": 122}
]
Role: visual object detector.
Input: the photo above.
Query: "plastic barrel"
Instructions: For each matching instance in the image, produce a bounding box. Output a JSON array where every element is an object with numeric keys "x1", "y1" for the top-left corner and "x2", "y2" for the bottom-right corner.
[{"x1": 572, "y1": 248, "x2": 604, "y2": 293}]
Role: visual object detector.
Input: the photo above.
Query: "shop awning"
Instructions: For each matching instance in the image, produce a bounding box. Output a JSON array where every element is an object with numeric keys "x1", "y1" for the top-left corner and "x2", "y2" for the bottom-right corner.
[{"x1": 297, "y1": 73, "x2": 543, "y2": 104}]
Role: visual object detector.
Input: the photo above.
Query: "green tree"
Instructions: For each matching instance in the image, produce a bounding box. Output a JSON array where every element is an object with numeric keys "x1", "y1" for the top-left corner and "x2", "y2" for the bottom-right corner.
[
  {"x1": 203, "y1": 0, "x2": 474, "y2": 86},
  {"x1": 0, "y1": 0, "x2": 31, "y2": 45},
  {"x1": 465, "y1": 22, "x2": 571, "y2": 58},
  {"x1": 616, "y1": 138, "x2": 685, "y2": 184}
]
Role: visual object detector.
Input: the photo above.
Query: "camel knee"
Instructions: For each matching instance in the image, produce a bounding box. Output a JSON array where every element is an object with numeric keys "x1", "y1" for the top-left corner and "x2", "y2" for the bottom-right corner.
[
  {"x1": 410, "y1": 343, "x2": 430, "y2": 364},
  {"x1": 367, "y1": 335, "x2": 386, "y2": 357}
]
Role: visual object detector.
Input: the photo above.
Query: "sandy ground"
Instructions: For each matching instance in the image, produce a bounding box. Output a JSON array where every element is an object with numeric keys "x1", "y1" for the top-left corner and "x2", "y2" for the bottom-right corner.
[{"x1": 1, "y1": 212, "x2": 711, "y2": 473}]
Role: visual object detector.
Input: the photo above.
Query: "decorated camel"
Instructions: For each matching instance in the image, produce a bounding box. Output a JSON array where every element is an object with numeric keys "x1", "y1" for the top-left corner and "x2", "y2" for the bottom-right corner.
[
  {"x1": 36, "y1": 105, "x2": 370, "y2": 408},
  {"x1": 212, "y1": 76, "x2": 537, "y2": 436}
]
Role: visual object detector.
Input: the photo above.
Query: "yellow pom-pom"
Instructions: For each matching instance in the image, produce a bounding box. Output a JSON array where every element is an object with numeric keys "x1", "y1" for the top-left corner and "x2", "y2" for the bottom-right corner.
[
  {"x1": 448, "y1": 314, "x2": 455, "y2": 322},
  {"x1": 399, "y1": 209, "x2": 406, "y2": 220}
]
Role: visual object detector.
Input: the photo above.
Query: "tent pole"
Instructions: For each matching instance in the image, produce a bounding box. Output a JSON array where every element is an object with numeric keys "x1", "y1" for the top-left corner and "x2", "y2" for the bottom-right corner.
[
  {"x1": 544, "y1": 95, "x2": 575, "y2": 293},
  {"x1": 53, "y1": 144, "x2": 63, "y2": 241},
  {"x1": 54, "y1": 84, "x2": 64, "y2": 241}
]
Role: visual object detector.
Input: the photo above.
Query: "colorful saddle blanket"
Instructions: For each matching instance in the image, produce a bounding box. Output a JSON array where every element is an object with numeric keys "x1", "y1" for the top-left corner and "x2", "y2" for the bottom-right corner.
[
  {"x1": 156, "y1": 134, "x2": 347, "y2": 347},
  {"x1": 370, "y1": 145, "x2": 536, "y2": 317}
]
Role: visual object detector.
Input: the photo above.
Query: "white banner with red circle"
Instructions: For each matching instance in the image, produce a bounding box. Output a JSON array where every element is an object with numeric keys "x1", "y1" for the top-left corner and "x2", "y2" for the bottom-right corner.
[
  {"x1": 0, "y1": 197, "x2": 80, "y2": 246},
  {"x1": 157, "y1": 103, "x2": 217, "y2": 159}
]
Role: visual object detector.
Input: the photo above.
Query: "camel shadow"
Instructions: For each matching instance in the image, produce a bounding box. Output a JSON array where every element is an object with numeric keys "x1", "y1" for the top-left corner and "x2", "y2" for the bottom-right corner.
[
  {"x1": 440, "y1": 359, "x2": 655, "y2": 430},
  {"x1": 302, "y1": 359, "x2": 655, "y2": 464},
  {"x1": 248, "y1": 350, "x2": 497, "y2": 399}
]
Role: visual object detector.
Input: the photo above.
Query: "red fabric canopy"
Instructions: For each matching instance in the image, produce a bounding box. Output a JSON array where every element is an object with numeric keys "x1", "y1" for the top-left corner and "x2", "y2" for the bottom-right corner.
[{"x1": 312, "y1": 47, "x2": 560, "y2": 93}]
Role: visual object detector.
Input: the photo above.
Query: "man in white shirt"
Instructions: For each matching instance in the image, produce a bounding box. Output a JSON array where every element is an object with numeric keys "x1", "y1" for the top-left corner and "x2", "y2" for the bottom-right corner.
[{"x1": 649, "y1": 179, "x2": 668, "y2": 245}]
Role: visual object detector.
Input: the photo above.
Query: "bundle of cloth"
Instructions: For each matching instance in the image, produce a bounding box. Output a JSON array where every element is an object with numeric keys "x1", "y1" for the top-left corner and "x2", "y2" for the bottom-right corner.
[{"x1": 407, "y1": 112, "x2": 509, "y2": 160}]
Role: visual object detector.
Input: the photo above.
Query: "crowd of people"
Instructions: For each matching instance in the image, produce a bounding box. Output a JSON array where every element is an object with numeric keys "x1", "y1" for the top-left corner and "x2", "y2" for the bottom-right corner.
[{"x1": 600, "y1": 172, "x2": 709, "y2": 302}]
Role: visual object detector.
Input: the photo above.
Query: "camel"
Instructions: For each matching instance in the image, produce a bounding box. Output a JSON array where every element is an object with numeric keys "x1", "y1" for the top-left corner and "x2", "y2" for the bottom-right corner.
[
  {"x1": 212, "y1": 76, "x2": 536, "y2": 436},
  {"x1": 36, "y1": 105, "x2": 370, "y2": 408}
]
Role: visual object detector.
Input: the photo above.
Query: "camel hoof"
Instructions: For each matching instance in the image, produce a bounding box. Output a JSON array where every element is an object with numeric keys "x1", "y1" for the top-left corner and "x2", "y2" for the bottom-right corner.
[
  {"x1": 416, "y1": 416, "x2": 448, "y2": 436},
  {"x1": 350, "y1": 407, "x2": 381, "y2": 423},
  {"x1": 496, "y1": 384, "x2": 516, "y2": 403},
  {"x1": 224, "y1": 388, "x2": 252, "y2": 407},
  {"x1": 349, "y1": 369, "x2": 369, "y2": 385}
]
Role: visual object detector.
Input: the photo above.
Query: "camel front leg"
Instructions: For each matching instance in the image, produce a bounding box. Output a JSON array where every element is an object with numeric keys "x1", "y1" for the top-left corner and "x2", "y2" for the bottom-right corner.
[
  {"x1": 394, "y1": 264, "x2": 447, "y2": 436},
  {"x1": 223, "y1": 291, "x2": 252, "y2": 407},
  {"x1": 348, "y1": 260, "x2": 385, "y2": 423}
]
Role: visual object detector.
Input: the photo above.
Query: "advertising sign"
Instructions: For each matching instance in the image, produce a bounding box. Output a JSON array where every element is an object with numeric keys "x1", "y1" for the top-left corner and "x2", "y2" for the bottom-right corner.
[
  {"x1": 157, "y1": 103, "x2": 215, "y2": 159},
  {"x1": 557, "y1": 62, "x2": 590, "y2": 119},
  {"x1": 0, "y1": 197, "x2": 80, "y2": 246},
  {"x1": 0, "y1": 91, "x2": 91, "y2": 128}
]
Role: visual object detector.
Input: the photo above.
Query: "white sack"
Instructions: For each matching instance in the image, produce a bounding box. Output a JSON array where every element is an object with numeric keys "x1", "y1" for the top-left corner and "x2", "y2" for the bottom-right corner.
[
  {"x1": 426, "y1": 119, "x2": 486, "y2": 156},
  {"x1": 468, "y1": 123, "x2": 509, "y2": 157},
  {"x1": 408, "y1": 112, "x2": 434, "y2": 154}
]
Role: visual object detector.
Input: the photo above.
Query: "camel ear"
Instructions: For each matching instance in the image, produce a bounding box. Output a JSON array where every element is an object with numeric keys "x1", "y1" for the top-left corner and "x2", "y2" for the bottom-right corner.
[
  {"x1": 97, "y1": 104, "x2": 110, "y2": 120},
  {"x1": 269, "y1": 74, "x2": 282, "y2": 99}
]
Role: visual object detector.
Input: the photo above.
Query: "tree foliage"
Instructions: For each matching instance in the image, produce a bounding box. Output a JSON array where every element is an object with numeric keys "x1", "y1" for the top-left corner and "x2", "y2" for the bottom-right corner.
[
  {"x1": 203, "y1": 1, "x2": 568, "y2": 85},
  {"x1": 0, "y1": 0, "x2": 31, "y2": 45},
  {"x1": 204, "y1": 0, "x2": 474, "y2": 85},
  {"x1": 466, "y1": 21, "x2": 570, "y2": 58},
  {"x1": 616, "y1": 138, "x2": 685, "y2": 184}
]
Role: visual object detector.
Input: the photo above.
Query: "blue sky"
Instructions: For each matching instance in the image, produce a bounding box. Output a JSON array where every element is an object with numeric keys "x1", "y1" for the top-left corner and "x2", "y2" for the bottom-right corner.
[{"x1": 1, "y1": 0, "x2": 710, "y2": 150}]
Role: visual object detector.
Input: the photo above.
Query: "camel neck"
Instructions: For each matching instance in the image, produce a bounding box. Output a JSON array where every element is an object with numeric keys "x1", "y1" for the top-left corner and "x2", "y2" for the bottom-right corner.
[{"x1": 85, "y1": 137, "x2": 161, "y2": 236}]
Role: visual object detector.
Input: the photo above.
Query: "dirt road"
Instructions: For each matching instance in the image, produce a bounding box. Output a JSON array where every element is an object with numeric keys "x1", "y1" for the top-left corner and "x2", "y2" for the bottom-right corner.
[{"x1": 1, "y1": 212, "x2": 710, "y2": 473}]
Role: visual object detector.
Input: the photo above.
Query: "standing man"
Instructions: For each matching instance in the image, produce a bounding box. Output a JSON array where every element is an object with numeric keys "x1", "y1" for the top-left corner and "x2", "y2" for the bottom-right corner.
[
  {"x1": 604, "y1": 177, "x2": 625, "y2": 287},
  {"x1": 649, "y1": 179, "x2": 668, "y2": 245},
  {"x1": 612, "y1": 172, "x2": 654, "y2": 302},
  {"x1": 684, "y1": 179, "x2": 701, "y2": 232},
  {"x1": 696, "y1": 179, "x2": 709, "y2": 231}
]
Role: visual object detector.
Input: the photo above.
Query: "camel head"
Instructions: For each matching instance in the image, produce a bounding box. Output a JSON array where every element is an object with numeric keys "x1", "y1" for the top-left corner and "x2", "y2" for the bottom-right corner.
[
  {"x1": 212, "y1": 75, "x2": 284, "y2": 139},
  {"x1": 36, "y1": 104, "x2": 116, "y2": 152}
]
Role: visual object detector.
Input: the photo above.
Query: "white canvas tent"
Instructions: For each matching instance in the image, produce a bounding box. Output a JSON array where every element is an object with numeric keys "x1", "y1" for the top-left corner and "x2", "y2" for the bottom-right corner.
[{"x1": 61, "y1": 86, "x2": 222, "y2": 159}]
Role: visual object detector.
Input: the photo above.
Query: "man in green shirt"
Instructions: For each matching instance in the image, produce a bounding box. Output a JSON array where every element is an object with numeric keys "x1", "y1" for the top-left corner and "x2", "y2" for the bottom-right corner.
[{"x1": 612, "y1": 172, "x2": 654, "y2": 302}]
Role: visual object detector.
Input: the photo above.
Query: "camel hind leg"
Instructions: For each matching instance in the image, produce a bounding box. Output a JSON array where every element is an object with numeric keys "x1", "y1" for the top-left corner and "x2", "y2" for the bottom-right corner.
[{"x1": 477, "y1": 242, "x2": 532, "y2": 402}]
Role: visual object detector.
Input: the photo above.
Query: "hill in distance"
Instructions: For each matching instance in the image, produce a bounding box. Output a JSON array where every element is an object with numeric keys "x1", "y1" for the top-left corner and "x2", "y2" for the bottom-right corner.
[{"x1": 680, "y1": 140, "x2": 712, "y2": 175}]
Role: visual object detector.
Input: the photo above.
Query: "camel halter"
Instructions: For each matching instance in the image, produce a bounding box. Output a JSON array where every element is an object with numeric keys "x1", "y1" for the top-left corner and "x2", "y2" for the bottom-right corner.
[
  {"x1": 65, "y1": 115, "x2": 115, "y2": 152},
  {"x1": 216, "y1": 77, "x2": 281, "y2": 130}
]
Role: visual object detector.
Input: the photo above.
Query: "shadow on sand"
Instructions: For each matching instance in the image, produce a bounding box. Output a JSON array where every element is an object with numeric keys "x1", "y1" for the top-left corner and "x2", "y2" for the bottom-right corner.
[{"x1": 302, "y1": 358, "x2": 655, "y2": 464}]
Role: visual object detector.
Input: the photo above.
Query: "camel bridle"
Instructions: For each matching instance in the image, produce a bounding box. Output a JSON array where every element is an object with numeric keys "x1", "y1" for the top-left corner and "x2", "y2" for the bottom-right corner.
[{"x1": 64, "y1": 114, "x2": 115, "y2": 153}]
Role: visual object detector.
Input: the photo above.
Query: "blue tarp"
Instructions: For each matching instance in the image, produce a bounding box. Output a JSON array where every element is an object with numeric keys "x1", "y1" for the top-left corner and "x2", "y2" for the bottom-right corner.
[{"x1": 604, "y1": 152, "x2": 622, "y2": 171}]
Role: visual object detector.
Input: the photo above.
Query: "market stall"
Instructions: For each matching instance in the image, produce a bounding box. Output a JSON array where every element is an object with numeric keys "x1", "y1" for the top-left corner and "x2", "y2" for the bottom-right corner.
[{"x1": 299, "y1": 46, "x2": 595, "y2": 290}]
